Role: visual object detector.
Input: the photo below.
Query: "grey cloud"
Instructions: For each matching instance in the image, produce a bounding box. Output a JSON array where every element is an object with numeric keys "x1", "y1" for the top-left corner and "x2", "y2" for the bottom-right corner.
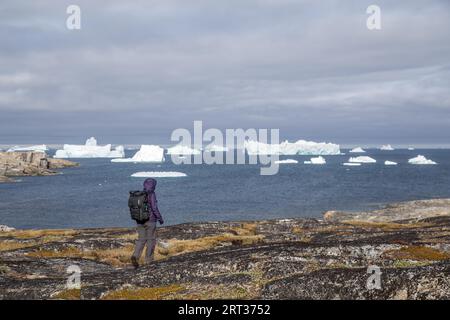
[{"x1": 0, "y1": 0, "x2": 449, "y2": 145}]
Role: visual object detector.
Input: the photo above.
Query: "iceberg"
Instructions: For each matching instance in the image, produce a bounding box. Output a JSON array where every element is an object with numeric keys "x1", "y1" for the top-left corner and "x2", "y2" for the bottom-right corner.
[
  {"x1": 7, "y1": 145, "x2": 48, "y2": 152},
  {"x1": 131, "y1": 171, "x2": 187, "y2": 178},
  {"x1": 244, "y1": 139, "x2": 340, "y2": 156},
  {"x1": 384, "y1": 161, "x2": 398, "y2": 166},
  {"x1": 380, "y1": 144, "x2": 394, "y2": 151},
  {"x1": 343, "y1": 162, "x2": 361, "y2": 166},
  {"x1": 348, "y1": 156, "x2": 377, "y2": 163},
  {"x1": 304, "y1": 156, "x2": 326, "y2": 165},
  {"x1": 311, "y1": 156, "x2": 326, "y2": 164},
  {"x1": 167, "y1": 144, "x2": 201, "y2": 155},
  {"x1": 111, "y1": 145, "x2": 165, "y2": 163},
  {"x1": 408, "y1": 147, "x2": 415, "y2": 151},
  {"x1": 408, "y1": 155, "x2": 437, "y2": 165},
  {"x1": 349, "y1": 147, "x2": 366, "y2": 153},
  {"x1": 275, "y1": 159, "x2": 298, "y2": 164},
  {"x1": 54, "y1": 137, "x2": 125, "y2": 158}
]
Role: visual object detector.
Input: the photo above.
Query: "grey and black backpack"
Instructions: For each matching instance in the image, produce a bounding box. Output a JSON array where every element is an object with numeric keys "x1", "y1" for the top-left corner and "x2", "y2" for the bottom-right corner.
[{"x1": 128, "y1": 191, "x2": 150, "y2": 223}]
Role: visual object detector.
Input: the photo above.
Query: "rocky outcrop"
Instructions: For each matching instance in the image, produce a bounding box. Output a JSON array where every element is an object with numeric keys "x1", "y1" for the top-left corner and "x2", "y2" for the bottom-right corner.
[
  {"x1": 0, "y1": 151, "x2": 77, "y2": 183},
  {"x1": 1, "y1": 199, "x2": 450, "y2": 299},
  {"x1": 324, "y1": 199, "x2": 450, "y2": 223}
]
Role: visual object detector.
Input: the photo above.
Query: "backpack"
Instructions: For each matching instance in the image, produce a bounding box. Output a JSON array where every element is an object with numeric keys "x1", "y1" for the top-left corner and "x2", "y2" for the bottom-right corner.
[{"x1": 128, "y1": 191, "x2": 150, "y2": 223}]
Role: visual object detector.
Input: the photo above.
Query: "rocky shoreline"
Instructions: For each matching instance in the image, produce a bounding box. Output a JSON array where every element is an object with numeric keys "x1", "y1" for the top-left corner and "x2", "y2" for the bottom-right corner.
[
  {"x1": 1, "y1": 199, "x2": 450, "y2": 299},
  {"x1": 0, "y1": 151, "x2": 78, "y2": 183}
]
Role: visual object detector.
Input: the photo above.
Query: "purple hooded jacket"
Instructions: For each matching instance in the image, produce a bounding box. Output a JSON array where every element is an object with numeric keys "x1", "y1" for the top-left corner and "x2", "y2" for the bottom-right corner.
[{"x1": 143, "y1": 178, "x2": 164, "y2": 224}]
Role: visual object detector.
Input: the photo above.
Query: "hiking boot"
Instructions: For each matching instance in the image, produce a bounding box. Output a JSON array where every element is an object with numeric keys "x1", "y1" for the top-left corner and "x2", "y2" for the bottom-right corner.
[{"x1": 131, "y1": 256, "x2": 139, "y2": 269}]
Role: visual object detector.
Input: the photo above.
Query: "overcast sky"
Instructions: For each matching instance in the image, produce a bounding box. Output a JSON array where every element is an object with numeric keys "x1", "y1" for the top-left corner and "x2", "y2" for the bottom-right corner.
[{"x1": 1, "y1": 0, "x2": 449, "y2": 146}]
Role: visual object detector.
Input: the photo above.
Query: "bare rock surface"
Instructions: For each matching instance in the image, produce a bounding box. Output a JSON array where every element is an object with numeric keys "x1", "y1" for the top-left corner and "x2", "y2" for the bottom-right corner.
[
  {"x1": 1, "y1": 199, "x2": 450, "y2": 299},
  {"x1": 324, "y1": 199, "x2": 450, "y2": 223}
]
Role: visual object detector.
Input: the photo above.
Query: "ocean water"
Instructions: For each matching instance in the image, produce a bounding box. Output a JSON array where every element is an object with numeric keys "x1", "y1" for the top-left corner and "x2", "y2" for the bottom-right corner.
[{"x1": 1, "y1": 149, "x2": 450, "y2": 229}]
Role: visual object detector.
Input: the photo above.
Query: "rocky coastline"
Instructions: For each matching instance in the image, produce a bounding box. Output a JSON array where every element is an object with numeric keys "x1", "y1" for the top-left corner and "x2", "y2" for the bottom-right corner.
[
  {"x1": 0, "y1": 151, "x2": 78, "y2": 183},
  {"x1": 1, "y1": 199, "x2": 450, "y2": 299}
]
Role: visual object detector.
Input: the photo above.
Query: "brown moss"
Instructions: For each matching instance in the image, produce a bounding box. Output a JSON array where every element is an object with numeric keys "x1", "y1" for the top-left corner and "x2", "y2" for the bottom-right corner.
[
  {"x1": 158, "y1": 234, "x2": 264, "y2": 258},
  {"x1": 343, "y1": 220, "x2": 428, "y2": 230},
  {"x1": 26, "y1": 246, "x2": 136, "y2": 267},
  {"x1": 53, "y1": 289, "x2": 81, "y2": 300},
  {"x1": 5, "y1": 229, "x2": 77, "y2": 239},
  {"x1": 26, "y1": 247, "x2": 87, "y2": 261},
  {"x1": 101, "y1": 285, "x2": 184, "y2": 300},
  {"x1": 231, "y1": 223, "x2": 258, "y2": 236},
  {"x1": 385, "y1": 246, "x2": 450, "y2": 261},
  {"x1": 171, "y1": 284, "x2": 250, "y2": 300},
  {"x1": 0, "y1": 240, "x2": 38, "y2": 252}
]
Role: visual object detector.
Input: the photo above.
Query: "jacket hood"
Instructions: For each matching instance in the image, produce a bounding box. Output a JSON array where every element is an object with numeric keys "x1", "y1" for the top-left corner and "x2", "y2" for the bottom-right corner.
[{"x1": 143, "y1": 178, "x2": 157, "y2": 192}]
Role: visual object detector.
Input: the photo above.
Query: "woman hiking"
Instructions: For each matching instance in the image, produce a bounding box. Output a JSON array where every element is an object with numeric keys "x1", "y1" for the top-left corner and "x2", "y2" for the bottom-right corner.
[{"x1": 131, "y1": 178, "x2": 164, "y2": 268}]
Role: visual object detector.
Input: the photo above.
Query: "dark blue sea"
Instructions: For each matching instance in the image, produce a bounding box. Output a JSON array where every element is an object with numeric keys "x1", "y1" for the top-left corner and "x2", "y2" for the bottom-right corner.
[{"x1": 1, "y1": 149, "x2": 450, "y2": 229}]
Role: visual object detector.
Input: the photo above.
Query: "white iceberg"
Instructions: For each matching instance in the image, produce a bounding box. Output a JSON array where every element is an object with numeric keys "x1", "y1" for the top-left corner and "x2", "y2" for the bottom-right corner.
[
  {"x1": 384, "y1": 161, "x2": 398, "y2": 166},
  {"x1": 349, "y1": 147, "x2": 366, "y2": 153},
  {"x1": 54, "y1": 137, "x2": 125, "y2": 158},
  {"x1": 304, "y1": 156, "x2": 326, "y2": 165},
  {"x1": 343, "y1": 162, "x2": 361, "y2": 166},
  {"x1": 408, "y1": 155, "x2": 437, "y2": 165},
  {"x1": 131, "y1": 171, "x2": 187, "y2": 178},
  {"x1": 348, "y1": 156, "x2": 377, "y2": 163},
  {"x1": 112, "y1": 145, "x2": 165, "y2": 163},
  {"x1": 408, "y1": 147, "x2": 415, "y2": 151},
  {"x1": 380, "y1": 144, "x2": 394, "y2": 151},
  {"x1": 244, "y1": 139, "x2": 340, "y2": 156},
  {"x1": 167, "y1": 144, "x2": 201, "y2": 155},
  {"x1": 275, "y1": 159, "x2": 298, "y2": 164},
  {"x1": 204, "y1": 144, "x2": 229, "y2": 152},
  {"x1": 310, "y1": 156, "x2": 326, "y2": 164},
  {"x1": 7, "y1": 144, "x2": 48, "y2": 152}
]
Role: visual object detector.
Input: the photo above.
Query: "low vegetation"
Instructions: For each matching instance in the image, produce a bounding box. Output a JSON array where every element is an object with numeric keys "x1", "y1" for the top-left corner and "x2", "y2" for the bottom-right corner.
[
  {"x1": 101, "y1": 285, "x2": 184, "y2": 300},
  {"x1": 384, "y1": 246, "x2": 450, "y2": 261}
]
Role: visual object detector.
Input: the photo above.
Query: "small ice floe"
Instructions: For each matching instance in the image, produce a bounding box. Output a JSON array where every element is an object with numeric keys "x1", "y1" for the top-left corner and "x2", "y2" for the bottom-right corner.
[
  {"x1": 349, "y1": 147, "x2": 366, "y2": 153},
  {"x1": 380, "y1": 144, "x2": 394, "y2": 151},
  {"x1": 408, "y1": 155, "x2": 437, "y2": 165},
  {"x1": 275, "y1": 159, "x2": 298, "y2": 164},
  {"x1": 131, "y1": 171, "x2": 187, "y2": 178},
  {"x1": 384, "y1": 161, "x2": 398, "y2": 166},
  {"x1": 408, "y1": 147, "x2": 415, "y2": 151},
  {"x1": 348, "y1": 156, "x2": 376, "y2": 163},
  {"x1": 304, "y1": 156, "x2": 326, "y2": 165},
  {"x1": 343, "y1": 163, "x2": 361, "y2": 166},
  {"x1": 7, "y1": 144, "x2": 48, "y2": 152}
]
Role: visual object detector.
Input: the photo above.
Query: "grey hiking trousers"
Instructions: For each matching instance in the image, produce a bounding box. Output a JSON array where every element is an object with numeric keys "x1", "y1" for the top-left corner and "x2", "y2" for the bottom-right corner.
[{"x1": 132, "y1": 220, "x2": 157, "y2": 264}]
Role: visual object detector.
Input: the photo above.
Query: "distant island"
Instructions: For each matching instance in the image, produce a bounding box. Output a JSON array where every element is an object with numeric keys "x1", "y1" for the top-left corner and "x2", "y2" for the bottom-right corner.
[{"x1": 0, "y1": 151, "x2": 78, "y2": 183}]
